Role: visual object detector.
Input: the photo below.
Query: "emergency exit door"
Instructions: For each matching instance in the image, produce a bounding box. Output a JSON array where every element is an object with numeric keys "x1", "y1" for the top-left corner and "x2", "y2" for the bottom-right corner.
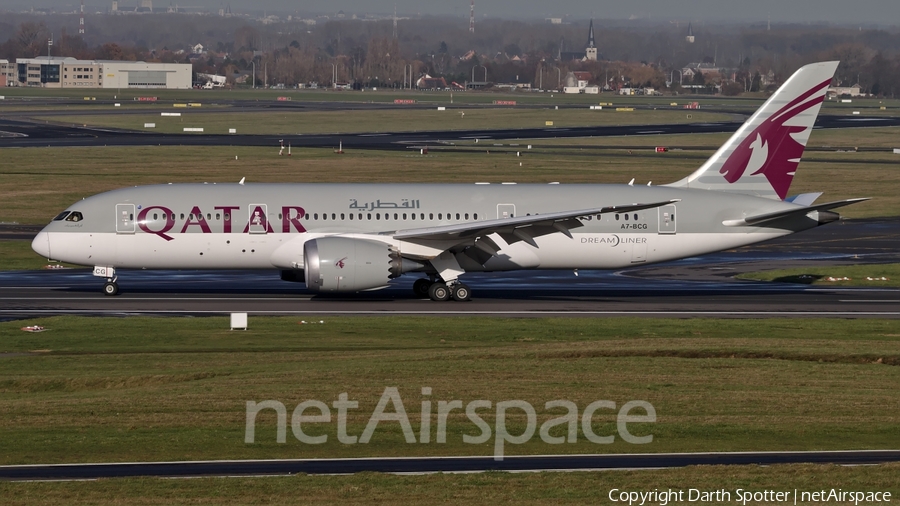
[
  {"x1": 497, "y1": 204, "x2": 516, "y2": 219},
  {"x1": 116, "y1": 203, "x2": 135, "y2": 234},
  {"x1": 658, "y1": 204, "x2": 677, "y2": 234}
]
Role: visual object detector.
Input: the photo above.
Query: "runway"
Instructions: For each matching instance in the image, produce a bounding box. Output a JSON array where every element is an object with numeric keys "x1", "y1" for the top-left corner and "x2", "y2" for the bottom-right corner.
[
  {"x1": 2, "y1": 218, "x2": 898, "y2": 320},
  {"x1": 2, "y1": 280, "x2": 897, "y2": 318},
  {"x1": 2, "y1": 115, "x2": 899, "y2": 150},
  {"x1": 1, "y1": 450, "x2": 898, "y2": 480}
]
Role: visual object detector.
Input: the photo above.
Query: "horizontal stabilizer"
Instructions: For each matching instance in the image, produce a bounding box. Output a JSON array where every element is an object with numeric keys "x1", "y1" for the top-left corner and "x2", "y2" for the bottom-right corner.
[
  {"x1": 722, "y1": 198, "x2": 870, "y2": 227},
  {"x1": 785, "y1": 192, "x2": 823, "y2": 207}
]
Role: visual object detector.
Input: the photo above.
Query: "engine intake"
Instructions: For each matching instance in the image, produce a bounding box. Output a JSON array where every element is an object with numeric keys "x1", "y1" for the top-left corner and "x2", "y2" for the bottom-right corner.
[{"x1": 303, "y1": 237, "x2": 422, "y2": 292}]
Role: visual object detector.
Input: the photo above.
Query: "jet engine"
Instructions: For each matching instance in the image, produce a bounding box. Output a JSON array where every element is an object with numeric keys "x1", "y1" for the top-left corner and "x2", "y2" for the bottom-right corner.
[{"x1": 303, "y1": 237, "x2": 423, "y2": 292}]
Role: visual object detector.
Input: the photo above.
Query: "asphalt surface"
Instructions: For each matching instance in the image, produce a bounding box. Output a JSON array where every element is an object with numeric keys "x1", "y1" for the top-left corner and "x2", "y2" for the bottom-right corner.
[
  {"x1": 3, "y1": 115, "x2": 900, "y2": 150},
  {"x1": 2, "y1": 450, "x2": 899, "y2": 480},
  {"x1": 2, "y1": 218, "x2": 898, "y2": 320}
]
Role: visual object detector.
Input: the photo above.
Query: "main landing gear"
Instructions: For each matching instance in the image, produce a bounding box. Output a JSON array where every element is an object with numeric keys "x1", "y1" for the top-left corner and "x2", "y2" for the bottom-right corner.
[{"x1": 413, "y1": 278, "x2": 471, "y2": 302}]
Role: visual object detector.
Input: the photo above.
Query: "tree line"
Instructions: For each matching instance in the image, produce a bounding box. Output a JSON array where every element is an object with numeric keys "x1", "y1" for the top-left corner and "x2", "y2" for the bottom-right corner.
[{"x1": 2, "y1": 14, "x2": 899, "y2": 95}]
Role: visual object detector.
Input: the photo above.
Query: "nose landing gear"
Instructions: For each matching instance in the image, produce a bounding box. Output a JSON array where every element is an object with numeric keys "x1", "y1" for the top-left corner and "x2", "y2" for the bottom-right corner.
[
  {"x1": 103, "y1": 280, "x2": 119, "y2": 296},
  {"x1": 93, "y1": 266, "x2": 120, "y2": 296}
]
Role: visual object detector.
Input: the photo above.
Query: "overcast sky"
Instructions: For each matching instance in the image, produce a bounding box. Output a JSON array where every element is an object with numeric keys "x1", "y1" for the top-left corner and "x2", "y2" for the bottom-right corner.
[{"x1": 9, "y1": 0, "x2": 900, "y2": 25}]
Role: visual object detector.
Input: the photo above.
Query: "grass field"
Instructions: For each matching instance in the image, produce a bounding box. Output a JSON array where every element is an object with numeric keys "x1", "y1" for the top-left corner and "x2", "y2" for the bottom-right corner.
[
  {"x1": 1, "y1": 316, "x2": 898, "y2": 466},
  {"x1": 2, "y1": 126, "x2": 898, "y2": 226},
  {"x1": 0, "y1": 86, "x2": 716, "y2": 106},
  {"x1": 1, "y1": 315, "x2": 898, "y2": 503},
  {"x1": 45, "y1": 108, "x2": 731, "y2": 135},
  {"x1": 0, "y1": 240, "x2": 74, "y2": 270},
  {"x1": 3, "y1": 84, "x2": 900, "y2": 109},
  {"x1": 1, "y1": 463, "x2": 898, "y2": 505},
  {"x1": 530, "y1": 124, "x2": 900, "y2": 149},
  {"x1": 737, "y1": 263, "x2": 900, "y2": 287}
]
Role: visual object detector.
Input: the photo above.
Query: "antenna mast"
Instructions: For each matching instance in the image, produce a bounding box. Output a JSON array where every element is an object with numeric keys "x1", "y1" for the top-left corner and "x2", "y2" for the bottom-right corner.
[
  {"x1": 469, "y1": 0, "x2": 474, "y2": 34},
  {"x1": 79, "y1": 0, "x2": 85, "y2": 36}
]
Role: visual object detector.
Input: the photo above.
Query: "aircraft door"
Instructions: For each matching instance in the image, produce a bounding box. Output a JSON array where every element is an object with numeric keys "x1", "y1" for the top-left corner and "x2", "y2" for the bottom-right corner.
[
  {"x1": 497, "y1": 204, "x2": 516, "y2": 219},
  {"x1": 248, "y1": 204, "x2": 269, "y2": 234},
  {"x1": 631, "y1": 240, "x2": 647, "y2": 263},
  {"x1": 658, "y1": 205, "x2": 676, "y2": 234},
  {"x1": 116, "y1": 203, "x2": 135, "y2": 234}
]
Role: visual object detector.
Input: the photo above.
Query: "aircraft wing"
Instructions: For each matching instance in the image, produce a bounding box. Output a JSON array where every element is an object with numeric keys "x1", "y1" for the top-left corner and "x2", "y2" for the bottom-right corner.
[
  {"x1": 391, "y1": 199, "x2": 680, "y2": 247},
  {"x1": 722, "y1": 198, "x2": 870, "y2": 227}
]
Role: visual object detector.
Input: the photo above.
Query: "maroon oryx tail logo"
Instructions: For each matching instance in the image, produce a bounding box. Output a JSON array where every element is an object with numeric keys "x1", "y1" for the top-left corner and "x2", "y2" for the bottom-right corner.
[
  {"x1": 719, "y1": 78, "x2": 831, "y2": 200},
  {"x1": 335, "y1": 257, "x2": 347, "y2": 269}
]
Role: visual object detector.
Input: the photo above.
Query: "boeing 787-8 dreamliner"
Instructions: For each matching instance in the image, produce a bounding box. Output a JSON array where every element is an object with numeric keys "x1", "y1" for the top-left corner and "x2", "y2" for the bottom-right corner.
[{"x1": 32, "y1": 61, "x2": 866, "y2": 301}]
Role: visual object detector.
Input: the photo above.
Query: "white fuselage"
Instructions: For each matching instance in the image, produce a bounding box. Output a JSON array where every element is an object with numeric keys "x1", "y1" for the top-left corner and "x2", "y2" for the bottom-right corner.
[{"x1": 33, "y1": 183, "x2": 808, "y2": 276}]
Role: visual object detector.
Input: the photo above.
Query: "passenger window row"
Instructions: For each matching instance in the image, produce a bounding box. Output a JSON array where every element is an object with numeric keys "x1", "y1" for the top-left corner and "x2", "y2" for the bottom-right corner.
[
  {"x1": 304, "y1": 212, "x2": 478, "y2": 222},
  {"x1": 143, "y1": 212, "x2": 481, "y2": 223}
]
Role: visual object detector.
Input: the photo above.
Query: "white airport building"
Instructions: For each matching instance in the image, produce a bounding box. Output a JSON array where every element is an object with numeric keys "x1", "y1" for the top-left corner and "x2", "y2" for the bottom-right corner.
[{"x1": 11, "y1": 57, "x2": 192, "y2": 89}]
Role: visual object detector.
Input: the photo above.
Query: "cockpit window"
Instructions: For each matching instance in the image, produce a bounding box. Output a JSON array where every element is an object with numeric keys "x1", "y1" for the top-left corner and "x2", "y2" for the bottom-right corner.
[
  {"x1": 52, "y1": 211, "x2": 71, "y2": 221},
  {"x1": 65, "y1": 212, "x2": 84, "y2": 222}
]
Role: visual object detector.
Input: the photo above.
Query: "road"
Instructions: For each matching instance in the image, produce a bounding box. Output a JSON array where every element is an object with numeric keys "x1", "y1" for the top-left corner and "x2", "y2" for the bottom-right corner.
[
  {"x1": 2, "y1": 115, "x2": 900, "y2": 149},
  {"x1": 1, "y1": 450, "x2": 899, "y2": 480}
]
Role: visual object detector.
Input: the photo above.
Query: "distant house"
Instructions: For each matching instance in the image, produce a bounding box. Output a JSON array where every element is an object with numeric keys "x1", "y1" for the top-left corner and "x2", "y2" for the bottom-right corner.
[
  {"x1": 563, "y1": 71, "x2": 598, "y2": 94},
  {"x1": 683, "y1": 63, "x2": 721, "y2": 77},
  {"x1": 416, "y1": 75, "x2": 448, "y2": 89},
  {"x1": 565, "y1": 71, "x2": 593, "y2": 88},
  {"x1": 828, "y1": 84, "x2": 862, "y2": 97},
  {"x1": 192, "y1": 43, "x2": 205, "y2": 54}
]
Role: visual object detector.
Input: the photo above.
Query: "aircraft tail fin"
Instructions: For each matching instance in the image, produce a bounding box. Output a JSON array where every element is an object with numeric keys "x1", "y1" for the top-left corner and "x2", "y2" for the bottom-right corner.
[{"x1": 667, "y1": 61, "x2": 839, "y2": 200}]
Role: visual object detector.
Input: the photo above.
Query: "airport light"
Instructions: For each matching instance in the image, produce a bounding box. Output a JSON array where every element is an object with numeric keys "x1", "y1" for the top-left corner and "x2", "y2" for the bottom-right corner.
[{"x1": 537, "y1": 59, "x2": 545, "y2": 90}]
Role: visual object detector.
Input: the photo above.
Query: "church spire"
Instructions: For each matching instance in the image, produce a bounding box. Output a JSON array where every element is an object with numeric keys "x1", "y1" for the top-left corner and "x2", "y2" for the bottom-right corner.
[
  {"x1": 587, "y1": 19, "x2": 596, "y2": 48},
  {"x1": 584, "y1": 19, "x2": 598, "y2": 61}
]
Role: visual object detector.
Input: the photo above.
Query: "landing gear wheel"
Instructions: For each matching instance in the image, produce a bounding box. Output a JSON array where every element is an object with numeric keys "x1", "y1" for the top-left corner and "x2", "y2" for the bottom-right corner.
[
  {"x1": 451, "y1": 284, "x2": 471, "y2": 302},
  {"x1": 103, "y1": 281, "x2": 119, "y2": 296},
  {"x1": 428, "y1": 282, "x2": 451, "y2": 302},
  {"x1": 413, "y1": 278, "x2": 433, "y2": 298}
]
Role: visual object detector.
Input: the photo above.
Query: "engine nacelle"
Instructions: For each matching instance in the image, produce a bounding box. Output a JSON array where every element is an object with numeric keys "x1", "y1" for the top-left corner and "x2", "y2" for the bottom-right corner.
[{"x1": 303, "y1": 237, "x2": 423, "y2": 292}]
